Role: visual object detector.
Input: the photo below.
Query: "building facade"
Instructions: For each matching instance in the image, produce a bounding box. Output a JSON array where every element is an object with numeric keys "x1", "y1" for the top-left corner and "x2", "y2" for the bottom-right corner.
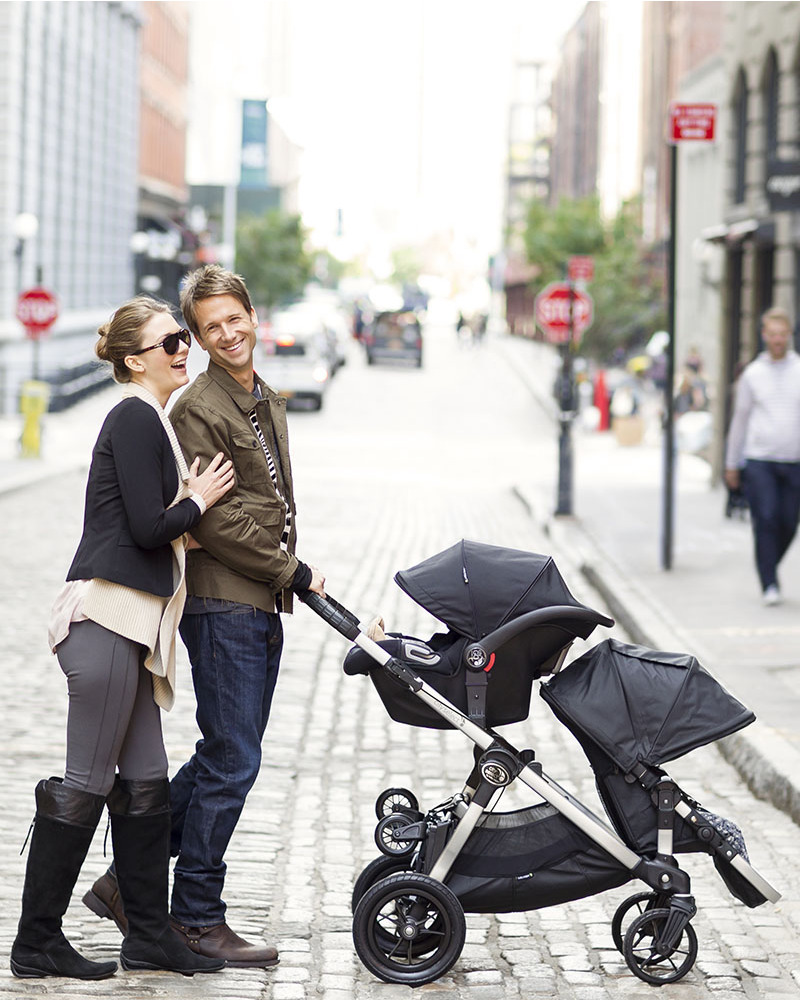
[
  {"x1": 0, "y1": 1, "x2": 141, "y2": 412},
  {"x1": 714, "y1": 2, "x2": 800, "y2": 392},
  {"x1": 133, "y1": 1, "x2": 192, "y2": 306}
]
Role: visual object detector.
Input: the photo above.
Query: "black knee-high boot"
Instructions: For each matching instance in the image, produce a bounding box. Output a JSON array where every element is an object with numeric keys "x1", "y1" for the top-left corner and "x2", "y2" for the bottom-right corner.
[
  {"x1": 10, "y1": 779, "x2": 118, "y2": 980},
  {"x1": 108, "y1": 778, "x2": 223, "y2": 976}
]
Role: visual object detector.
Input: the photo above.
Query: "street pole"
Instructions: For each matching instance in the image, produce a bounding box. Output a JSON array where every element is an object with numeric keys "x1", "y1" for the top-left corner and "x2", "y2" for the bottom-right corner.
[
  {"x1": 661, "y1": 142, "x2": 678, "y2": 570},
  {"x1": 555, "y1": 281, "x2": 575, "y2": 516}
]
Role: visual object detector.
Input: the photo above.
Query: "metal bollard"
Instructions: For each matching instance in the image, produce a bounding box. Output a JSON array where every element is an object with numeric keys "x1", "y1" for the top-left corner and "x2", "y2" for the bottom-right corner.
[{"x1": 19, "y1": 379, "x2": 50, "y2": 458}]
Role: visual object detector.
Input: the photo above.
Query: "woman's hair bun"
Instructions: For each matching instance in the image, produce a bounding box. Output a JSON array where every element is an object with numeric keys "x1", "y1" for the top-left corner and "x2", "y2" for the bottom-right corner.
[{"x1": 95, "y1": 321, "x2": 112, "y2": 362}]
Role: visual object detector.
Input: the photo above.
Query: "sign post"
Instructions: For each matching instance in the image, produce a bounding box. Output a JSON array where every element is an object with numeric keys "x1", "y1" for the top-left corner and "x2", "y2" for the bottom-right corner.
[
  {"x1": 535, "y1": 279, "x2": 594, "y2": 516},
  {"x1": 16, "y1": 286, "x2": 58, "y2": 458},
  {"x1": 663, "y1": 103, "x2": 716, "y2": 569}
]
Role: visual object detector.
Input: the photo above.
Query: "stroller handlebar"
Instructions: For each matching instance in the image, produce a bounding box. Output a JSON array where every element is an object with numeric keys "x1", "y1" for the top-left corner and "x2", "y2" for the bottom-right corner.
[{"x1": 298, "y1": 591, "x2": 361, "y2": 641}]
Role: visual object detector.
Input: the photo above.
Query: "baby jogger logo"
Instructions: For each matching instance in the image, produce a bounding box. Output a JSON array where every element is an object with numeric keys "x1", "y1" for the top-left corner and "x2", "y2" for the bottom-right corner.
[{"x1": 301, "y1": 540, "x2": 780, "y2": 988}]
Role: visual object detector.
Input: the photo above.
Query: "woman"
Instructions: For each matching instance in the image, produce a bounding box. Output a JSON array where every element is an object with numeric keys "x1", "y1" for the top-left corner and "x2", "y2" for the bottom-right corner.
[{"x1": 10, "y1": 297, "x2": 235, "y2": 981}]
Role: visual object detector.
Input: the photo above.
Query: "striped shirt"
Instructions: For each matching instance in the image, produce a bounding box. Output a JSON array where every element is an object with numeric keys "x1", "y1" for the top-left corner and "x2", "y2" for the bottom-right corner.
[
  {"x1": 249, "y1": 385, "x2": 291, "y2": 551},
  {"x1": 726, "y1": 350, "x2": 800, "y2": 468}
]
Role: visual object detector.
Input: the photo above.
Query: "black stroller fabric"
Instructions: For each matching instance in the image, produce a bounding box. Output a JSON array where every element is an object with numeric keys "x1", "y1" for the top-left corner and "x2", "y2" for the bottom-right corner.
[
  {"x1": 540, "y1": 638, "x2": 755, "y2": 770},
  {"x1": 346, "y1": 541, "x2": 603, "y2": 729},
  {"x1": 540, "y1": 639, "x2": 766, "y2": 906},
  {"x1": 443, "y1": 803, "x2": 631, "y2": 914},
  {"x1": 394, "y1": 539, "x2": 592, "y2": 639}
]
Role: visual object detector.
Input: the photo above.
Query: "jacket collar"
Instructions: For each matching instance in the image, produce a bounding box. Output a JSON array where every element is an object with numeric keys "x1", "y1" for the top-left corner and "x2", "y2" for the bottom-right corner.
[{"x1": 205, "y1": 361, "x2": 285, "y2": 412}]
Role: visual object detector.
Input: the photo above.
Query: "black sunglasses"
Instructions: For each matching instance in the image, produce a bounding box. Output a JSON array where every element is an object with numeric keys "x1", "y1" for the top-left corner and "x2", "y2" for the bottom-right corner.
[{"x1": 133, "y1": 328, "x2": 191, "y2": 356}]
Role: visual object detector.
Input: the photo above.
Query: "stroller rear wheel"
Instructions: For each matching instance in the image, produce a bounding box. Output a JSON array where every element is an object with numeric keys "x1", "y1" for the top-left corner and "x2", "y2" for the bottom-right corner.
[
  {"x1": 375, "y1": 812, "x2": 417, "y2": 856},
  {"x1": 611, "y1": 891, "x2": 663, "y2": 953},
  {"x1": 352, "y1": 856, "x2": 415, "y2": 913},
  {"x1": 353, "y1": 873, "x2": 466, "y2": 986},
  {"x1": 375, "y1": 787, "x2": 419, "y2": 819},
  {"x1": 623, "y1": 907, "x2": 698, "y2": 985}
]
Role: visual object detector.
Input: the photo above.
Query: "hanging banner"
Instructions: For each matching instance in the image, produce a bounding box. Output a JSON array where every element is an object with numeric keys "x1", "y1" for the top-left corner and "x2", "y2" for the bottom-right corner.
[{"x1": 241, "y1": 99, "x2": 269, "y2": 189}]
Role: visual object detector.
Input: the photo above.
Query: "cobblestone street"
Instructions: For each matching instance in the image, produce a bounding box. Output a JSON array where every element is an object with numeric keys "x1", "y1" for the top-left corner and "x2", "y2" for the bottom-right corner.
[{"x1": 1, "y1": 332, "x2": 799, "y2": 998}]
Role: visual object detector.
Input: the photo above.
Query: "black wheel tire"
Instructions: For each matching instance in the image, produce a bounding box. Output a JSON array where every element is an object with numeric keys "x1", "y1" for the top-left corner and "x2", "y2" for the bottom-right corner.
[
  {"x1": 623, "y1": 907, "x2": 698, "y2": 985},
  {"x1": 611, "y1": 892, "x2": 661, "y2": 954},
  {"x1": 375, "y1": 787, "x2": 419, "y2": 820},
  {"x1": 375, "y1": 812, "x2": 416, "y2": 857},
  {"x1": 353, "y1": 873, "x2": 466, "y2": 986},
  {"x1": 352, "y1": 856, "x2": 413, "y2": 913}
]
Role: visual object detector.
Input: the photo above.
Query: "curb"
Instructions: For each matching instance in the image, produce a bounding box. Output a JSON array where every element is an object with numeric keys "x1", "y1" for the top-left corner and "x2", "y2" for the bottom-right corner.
[{"x1": 516, "y1": 481, "x2": 800, "y2": 830}]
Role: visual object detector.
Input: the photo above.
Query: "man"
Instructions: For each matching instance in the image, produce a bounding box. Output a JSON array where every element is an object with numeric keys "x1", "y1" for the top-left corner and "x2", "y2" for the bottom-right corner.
[
  {"x1": 84, "y1": 265, "x2": 325, "y2": 966},
  {"x1": 725, "y1": 306, "x2": 800, "y2": 605}
]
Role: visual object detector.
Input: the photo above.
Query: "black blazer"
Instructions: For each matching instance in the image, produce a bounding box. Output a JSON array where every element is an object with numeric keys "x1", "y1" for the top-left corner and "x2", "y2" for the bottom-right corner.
[{"x1": 67, "y1": 397, "x2": 202, "y2": 597}]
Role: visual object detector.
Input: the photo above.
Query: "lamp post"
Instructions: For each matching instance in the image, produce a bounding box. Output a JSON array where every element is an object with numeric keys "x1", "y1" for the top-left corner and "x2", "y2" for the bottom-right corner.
[{"x1": 13, "y1": 212, "x2": 39, "y2": 292}]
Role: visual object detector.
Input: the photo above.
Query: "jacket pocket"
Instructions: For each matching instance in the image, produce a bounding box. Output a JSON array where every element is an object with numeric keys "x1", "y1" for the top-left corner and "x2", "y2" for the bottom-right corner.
[{"x1": 230, "y1": 432, "x2": 264, "y2": 485}]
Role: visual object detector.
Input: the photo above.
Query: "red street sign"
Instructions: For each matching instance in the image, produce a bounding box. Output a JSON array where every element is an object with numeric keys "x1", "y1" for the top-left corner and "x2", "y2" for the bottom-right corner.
[
  {"x1": 669, "y1": 102, "x2": 716, "y2": 143},
  {"x1": 17, "y1": 287, "x2": 59, "y2": 340},
  {"x1": 567, "y1": 255, "x2": 594, "y2": 283},
  {"x1": 535, "y1": 282, "x2": 594, "y2": 344}
]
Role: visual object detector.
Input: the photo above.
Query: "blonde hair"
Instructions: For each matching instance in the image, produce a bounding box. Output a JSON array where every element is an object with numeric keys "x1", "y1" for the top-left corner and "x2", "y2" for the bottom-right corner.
[
  {"x1": 96, "y1": 296, "x2": 174, "y2": 383},
  {"x1": 180, "y1": 264, "x2": 253, "y2": 335},
  {"x1": 761, "y1": 306, "x2": 792, "y2": 332}
]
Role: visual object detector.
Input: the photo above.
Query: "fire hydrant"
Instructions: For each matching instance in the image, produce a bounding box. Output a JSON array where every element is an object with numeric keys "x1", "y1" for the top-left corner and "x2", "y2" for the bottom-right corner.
[{"x1": 19, "y1": 380, "x2": 50, "y2": 458}]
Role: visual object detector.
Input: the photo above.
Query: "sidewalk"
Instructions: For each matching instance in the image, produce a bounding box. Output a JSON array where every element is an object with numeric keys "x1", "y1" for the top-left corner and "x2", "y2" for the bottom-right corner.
[{"x1": 497, "y1": 334, "x2": 800, "y2": 828}]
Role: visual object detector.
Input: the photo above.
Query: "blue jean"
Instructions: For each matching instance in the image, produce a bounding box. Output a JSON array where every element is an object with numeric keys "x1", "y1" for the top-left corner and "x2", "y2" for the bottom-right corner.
[
  {"x1": 169, "y1": 598, "x2": 283, "y2": 925},
  {"x1": 743, "y1": 459, "x2": 800, "y2": 591}
]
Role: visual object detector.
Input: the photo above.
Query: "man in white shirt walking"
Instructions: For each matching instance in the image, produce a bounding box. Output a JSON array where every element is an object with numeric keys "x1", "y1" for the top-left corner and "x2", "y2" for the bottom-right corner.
[{"x1": 725, "y1": 307, "x2": 800, "y2": 605}]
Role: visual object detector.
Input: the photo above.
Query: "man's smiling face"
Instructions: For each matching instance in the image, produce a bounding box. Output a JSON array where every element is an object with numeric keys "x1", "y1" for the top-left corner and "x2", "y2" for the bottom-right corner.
[{"x1": 193, "y1": 293, "x2": 258, "y2": 387}]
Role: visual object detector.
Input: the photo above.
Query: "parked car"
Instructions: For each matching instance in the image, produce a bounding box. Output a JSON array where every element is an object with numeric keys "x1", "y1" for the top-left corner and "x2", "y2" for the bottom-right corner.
[
  {"x1": 259, "y1": 311, "x2": 332, "y2": 411},
  {"x1": 364, "y1": 310, "x2": 423, "y2": 367}
]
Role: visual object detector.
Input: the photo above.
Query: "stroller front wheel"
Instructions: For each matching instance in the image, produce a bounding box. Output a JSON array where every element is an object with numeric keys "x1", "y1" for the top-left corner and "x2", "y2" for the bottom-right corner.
[
  {"x1": 611, "y1": 891, "x2": 663, "y2": 954},
  {"x1": 623, "y1": 907, "x2": 698, "y2": 985},
  {"x1": 353, "y1": 873, "x2": 466, "y2": 986}
]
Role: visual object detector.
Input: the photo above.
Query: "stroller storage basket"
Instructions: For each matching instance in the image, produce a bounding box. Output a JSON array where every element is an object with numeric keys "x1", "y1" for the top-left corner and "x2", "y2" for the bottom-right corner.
[{"x1": 444, "y1": 802, "x2": 631, "y2": 914}]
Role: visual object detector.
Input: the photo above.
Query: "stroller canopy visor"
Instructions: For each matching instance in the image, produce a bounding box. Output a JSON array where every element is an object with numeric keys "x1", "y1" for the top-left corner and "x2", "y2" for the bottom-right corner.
[
  {"x1": 540, "y1": 639, "x2": 755, "y2": 771},
  {"x1": 394, "y1": 539, "x2": 591, "y2": 640}
]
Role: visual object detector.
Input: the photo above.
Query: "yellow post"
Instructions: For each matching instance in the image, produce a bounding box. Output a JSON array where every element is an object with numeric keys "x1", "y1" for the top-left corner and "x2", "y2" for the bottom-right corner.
[{"x1": 19, "y1": 379, "x2": 50, "y2": 458}]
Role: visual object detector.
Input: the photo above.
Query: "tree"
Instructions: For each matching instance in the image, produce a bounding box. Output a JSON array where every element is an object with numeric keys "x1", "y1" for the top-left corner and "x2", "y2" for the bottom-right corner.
[
  {"x1": 235, "y1": 210, "x2": 312, "y2": 312},
  {"x1": 522, "y1": 196, "x2": 665, "y2": 360}
]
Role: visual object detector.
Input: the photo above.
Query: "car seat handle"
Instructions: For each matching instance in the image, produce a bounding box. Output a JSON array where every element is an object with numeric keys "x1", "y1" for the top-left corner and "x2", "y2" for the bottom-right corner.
[{"x1": 463, "y1": 604, "x2": 615, "y2": 668}]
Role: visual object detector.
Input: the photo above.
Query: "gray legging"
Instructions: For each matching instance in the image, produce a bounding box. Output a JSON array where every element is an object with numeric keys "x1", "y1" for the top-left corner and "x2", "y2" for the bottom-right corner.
[{"x1": 56, "y1": 619, "x2": 168, "y2": 796}]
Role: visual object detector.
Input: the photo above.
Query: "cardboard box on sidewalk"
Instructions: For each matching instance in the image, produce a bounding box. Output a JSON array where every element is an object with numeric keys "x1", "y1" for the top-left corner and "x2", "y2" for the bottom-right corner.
[{"x1": 612, "y1": 415, "x2": 645, "y2": 446}]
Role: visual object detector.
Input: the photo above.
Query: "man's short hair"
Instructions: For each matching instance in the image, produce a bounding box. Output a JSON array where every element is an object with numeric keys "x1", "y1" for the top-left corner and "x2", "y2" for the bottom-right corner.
[
  {"x1": 761, "y1": 306, "x2": 792, "y2": 331},
  {"x1": 180, "y1": 264, "x2": 253, "y2": 335}
]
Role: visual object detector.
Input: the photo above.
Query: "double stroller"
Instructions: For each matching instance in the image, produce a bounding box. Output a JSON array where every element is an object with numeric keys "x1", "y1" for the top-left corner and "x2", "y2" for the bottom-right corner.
[{"x1": 302, "y1": 540, "x2": 780, "y2": 987}]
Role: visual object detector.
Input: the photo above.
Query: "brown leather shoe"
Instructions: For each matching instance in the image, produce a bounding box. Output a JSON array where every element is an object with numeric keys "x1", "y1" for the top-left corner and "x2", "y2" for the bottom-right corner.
[
  {"x1": 82, "y1": 871, "x2": 128, "y2": 936},
  {"x1": 169, "y1": 919, "x2": 279, "y2": 968}
]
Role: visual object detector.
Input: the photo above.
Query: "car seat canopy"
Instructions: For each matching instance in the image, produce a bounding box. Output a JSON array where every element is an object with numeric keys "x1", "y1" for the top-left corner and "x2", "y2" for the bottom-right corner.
[{"x1": 394, "y1": 539, "x2": 591, "y2": 641}]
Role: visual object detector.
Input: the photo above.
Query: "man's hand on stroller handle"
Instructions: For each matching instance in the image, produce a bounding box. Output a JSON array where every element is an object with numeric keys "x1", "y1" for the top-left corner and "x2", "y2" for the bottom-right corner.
[{"x1": 307, "y1": 564, "x2": 326, "y2": 597}]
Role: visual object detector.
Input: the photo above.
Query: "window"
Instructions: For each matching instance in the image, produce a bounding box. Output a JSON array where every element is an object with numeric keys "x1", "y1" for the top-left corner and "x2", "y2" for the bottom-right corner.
[
  {"x1": 733, "y1": 67, "x2": 748, "y2": 204},
  {"x1": 762, "y1": 47, "x2": 779, "y2": 164}
]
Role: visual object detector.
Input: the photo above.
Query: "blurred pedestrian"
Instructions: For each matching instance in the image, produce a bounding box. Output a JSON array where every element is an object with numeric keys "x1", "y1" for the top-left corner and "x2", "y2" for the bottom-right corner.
[
  {"x1": 11, "y1": 297, "x2": 234, "y2": 981},
  {"x1": 83, "y1": 266, "x2": 326, "y2": 968},
  {"x1": 725, "y1": 307, "x2": 800, "y2": 605}
]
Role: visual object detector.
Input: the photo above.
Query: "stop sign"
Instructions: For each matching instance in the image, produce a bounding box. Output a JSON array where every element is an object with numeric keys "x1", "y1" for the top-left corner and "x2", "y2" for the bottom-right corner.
[
  {"x1": 534, "y1": 282, "x2": 593, "y2": 344},
  {"x1": 17, "y1": 287, "x2": 59, "y2": 340}
]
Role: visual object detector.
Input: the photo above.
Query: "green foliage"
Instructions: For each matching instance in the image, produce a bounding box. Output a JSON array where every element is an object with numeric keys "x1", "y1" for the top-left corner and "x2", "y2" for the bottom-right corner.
[
  {"x1": 522, "y1": 196, "x2": 665, "y2": 360},
  {"x1": 391, "y1": 245, "x2": 424, "y2": 287},
  {"x1": 235, "y1": 210, "x2": 312, "y2": 312}
]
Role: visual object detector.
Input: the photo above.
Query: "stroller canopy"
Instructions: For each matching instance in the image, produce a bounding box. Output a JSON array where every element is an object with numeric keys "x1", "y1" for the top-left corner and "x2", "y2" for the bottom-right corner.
[
  {"x1": 394, "y1": 540, "x2": 590, "y2": 641},
  {"x1": 540, "y1": 639, "x2": 755, "y2": 772}
]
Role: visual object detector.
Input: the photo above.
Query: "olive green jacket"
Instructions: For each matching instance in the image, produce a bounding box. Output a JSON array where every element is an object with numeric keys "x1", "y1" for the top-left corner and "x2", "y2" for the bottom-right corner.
[{"x1": 169, "y1": 362, "x2": 299, "y2": 614}]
